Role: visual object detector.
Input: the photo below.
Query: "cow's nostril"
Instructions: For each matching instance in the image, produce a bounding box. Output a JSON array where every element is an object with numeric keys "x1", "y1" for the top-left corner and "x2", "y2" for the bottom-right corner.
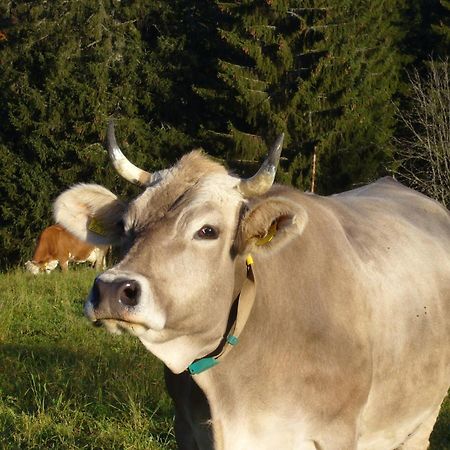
[
  {"x1": 119, "y1": 280, "x2": 140, "y2": 307},
  {"x1": 90, "y1": 277, "x2": 141, "y2": 313}
]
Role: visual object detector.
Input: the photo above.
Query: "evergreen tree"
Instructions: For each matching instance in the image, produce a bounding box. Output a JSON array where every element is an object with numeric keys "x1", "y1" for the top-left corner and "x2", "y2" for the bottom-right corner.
[
  {"x1": 432, "y1": 0, "x2": 450, "y2": 56},
  {"x1": 195, "y1": 0, "x2": 410, "y2": 193},
  {"x1": 309, "y1": 0, "x2": 410, "y2": 193},
  {"x1": 138, "y1": 1, "x2": 224, "y2": 158},
  {"x1": 0, "y1": 0, "x2": 445, "y2": 270},
  {"x1": 0, "y1": 0, "x2": 190, "y2": 270}
]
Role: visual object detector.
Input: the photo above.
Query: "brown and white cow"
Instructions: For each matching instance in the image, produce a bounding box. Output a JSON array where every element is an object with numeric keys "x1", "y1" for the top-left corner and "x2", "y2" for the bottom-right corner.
[
  {"x1": 25, "y1": 224, "x2": 108, "y2": 274},
  {"x1": 53, "y1": 122, "x2": 450, "y2": 450}
]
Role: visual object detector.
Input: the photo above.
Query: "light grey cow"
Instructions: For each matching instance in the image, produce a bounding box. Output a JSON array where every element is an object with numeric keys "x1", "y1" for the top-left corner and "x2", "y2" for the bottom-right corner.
[{"x1": 53, "y1": 122, "x2": 450, "y2": 450}]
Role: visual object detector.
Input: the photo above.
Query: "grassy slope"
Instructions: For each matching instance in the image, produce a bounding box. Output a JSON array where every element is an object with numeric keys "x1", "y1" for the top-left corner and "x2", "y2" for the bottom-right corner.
[{"x1": 0, "y1": 268, "x2": 448, "y2": 449}]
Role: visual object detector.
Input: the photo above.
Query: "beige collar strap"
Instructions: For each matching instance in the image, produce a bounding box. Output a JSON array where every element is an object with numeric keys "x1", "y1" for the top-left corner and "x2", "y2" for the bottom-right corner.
[{"x1": 188, "y1": 255, "x2": 257, "y2": 375}]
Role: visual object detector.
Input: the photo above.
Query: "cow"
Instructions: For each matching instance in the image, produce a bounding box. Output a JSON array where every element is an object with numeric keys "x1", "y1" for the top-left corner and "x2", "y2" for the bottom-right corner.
[
  {"x1": 25, "y1": 224, "x2": 108, "y2": 274},
  {"x1": 53, "y1": 122, "x2": 450, "y2": 450}
]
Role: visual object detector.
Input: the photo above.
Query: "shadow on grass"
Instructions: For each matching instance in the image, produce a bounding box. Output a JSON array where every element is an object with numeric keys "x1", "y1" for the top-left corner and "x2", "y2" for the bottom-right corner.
[{"x1": 0, "y1": 342, "x2": 176, "y2": 449}]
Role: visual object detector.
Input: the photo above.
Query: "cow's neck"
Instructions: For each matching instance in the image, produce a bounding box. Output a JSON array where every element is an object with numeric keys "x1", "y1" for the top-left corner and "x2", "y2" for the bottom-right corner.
[
  {"x1": 187, "y1": 255, "x2": 257, "y2": 375},
  {"x1": 192, "y1": 252, "x2": 299, "y2": 446}
]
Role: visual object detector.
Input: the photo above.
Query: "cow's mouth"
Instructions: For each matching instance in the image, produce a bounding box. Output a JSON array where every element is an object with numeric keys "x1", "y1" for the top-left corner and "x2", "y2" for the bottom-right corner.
[{"x1": 93, "y1": 318, "x2": 150, "y2": 336}]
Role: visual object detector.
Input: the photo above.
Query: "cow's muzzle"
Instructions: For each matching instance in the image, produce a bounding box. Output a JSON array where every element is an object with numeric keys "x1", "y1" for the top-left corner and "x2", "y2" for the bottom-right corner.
[
  {"x1": 84, "y1": 272, "x2": 166, "y2": 333},
  {"x1": 87, "y1": 277, "x2": 141, "y2": 323}
]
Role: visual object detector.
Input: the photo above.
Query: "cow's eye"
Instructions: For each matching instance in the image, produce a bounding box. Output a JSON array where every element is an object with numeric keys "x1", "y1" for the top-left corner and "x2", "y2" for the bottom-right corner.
[{"x1": 195, "y1": 225, "x2": 219, "y2": 240}]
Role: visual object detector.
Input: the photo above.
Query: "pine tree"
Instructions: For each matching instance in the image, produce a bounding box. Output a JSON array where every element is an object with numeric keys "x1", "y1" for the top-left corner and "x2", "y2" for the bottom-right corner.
[
  {"x1": 196, "y1": 1, "x2": 296, "y2": 175},
  {"x1": 308, "y1": 0, "x2": 410, "y2": 193},
  {"x1": 195, "y1": 0, "x2": 409, "y2": 193},
  {"x1": 0, "y1": 0, "x2": 442, "y2": 270},
  {"x1": 0, "y1": 0, "x2": 190, "y2": 270},
  {"x1": 432, "y1": 0, "x2": 450, "y2": 55}
]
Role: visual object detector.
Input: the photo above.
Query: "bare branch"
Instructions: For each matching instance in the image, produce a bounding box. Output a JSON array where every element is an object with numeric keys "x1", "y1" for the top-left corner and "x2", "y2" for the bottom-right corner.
[{"x1": 394, "y1": 59, "x2": 450, "y2": 207}]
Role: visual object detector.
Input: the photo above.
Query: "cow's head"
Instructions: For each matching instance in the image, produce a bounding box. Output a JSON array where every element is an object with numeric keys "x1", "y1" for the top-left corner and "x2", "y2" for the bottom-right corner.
[
  {"x1": 25, "y1": 259, "x2": 58, "y2": 274},
  {"x1": 54, "y1": 123, "x2": 307, "y2": 373}
]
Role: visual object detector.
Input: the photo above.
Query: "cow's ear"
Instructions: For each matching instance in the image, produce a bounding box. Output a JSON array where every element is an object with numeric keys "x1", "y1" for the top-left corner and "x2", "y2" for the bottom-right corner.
[
  {"x1": 53, "y1": 183, "x2": 127, "y2": 246},
  {"x1": 234, "y1": 196, "x2": 308, "y2": 255}
]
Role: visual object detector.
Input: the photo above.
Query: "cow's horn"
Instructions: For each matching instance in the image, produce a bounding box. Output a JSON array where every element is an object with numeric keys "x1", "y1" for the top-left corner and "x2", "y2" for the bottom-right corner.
[
  {"x1": 237, "y1": 133, "x2": 284, "y2": 197},
  {"x1": 107, "y1": 121, "x2": 152, "y2": 186}
]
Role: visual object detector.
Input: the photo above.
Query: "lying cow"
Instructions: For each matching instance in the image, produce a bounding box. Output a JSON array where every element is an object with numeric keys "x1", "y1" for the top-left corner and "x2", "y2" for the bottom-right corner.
[
  {"x1": 53, "y1": 122, "x2": 450, "y2": 450},
  {"x1": 25, "y1": 224, "x2": 108, "y2": 274}
]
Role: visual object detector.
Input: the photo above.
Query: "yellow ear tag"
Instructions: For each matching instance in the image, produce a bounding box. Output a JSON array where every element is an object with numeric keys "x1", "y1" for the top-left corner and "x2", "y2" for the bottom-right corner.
[
  {"x1": 255, "y1": 222, "x2": 277, "y2": 246},
  {"x1": 246, "y1": 254, "x2": 254, "y2": 266},
  {"x1": 88, "y1": 217, "x2": 107, "y2": 236}
]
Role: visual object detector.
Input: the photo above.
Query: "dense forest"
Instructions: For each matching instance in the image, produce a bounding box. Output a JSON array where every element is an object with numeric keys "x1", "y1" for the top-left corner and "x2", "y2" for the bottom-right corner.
[{"x1": 0, "y1": 0, "x2": 449, "y2": 270}]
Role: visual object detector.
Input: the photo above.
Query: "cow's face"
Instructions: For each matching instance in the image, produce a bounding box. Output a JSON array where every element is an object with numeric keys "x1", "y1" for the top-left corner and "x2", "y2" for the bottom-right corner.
[
  {"x1": 25, "y1": 260, "x2": 41, "y2": 275},
  {"x1": 25, "y1": 260, "x2": 58, "y2": 274},
  {"x1": 53, "y1": 124, "x2": 305, "y2": 373}
]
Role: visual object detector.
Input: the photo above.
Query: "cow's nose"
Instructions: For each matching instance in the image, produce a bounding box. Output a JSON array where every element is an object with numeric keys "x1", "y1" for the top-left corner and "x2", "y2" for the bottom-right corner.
[{"x1": 92, "y1": 278, "x2": 141, "y2": 310}]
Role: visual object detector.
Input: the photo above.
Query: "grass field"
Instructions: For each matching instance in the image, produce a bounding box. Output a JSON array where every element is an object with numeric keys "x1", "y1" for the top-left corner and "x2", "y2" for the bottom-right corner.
[
  {"x1": 0, "y1": 268, "x2": 176, "y2": 449},
  {"x1": 0, "y1": 268, "x2": 448, "y2": 449}
]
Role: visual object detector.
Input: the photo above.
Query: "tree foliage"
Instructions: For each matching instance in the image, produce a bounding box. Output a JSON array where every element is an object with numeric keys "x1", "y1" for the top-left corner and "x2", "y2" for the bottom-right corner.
[
  {"x1": 0, "y1": 0, "x2": 447, "y2": 270},
  {"x1": 0, "y1": 0, "x2": 192, "y2": 268},
  {"x1": 195, "y1": 0, "x2": 411, "y2": 193}
]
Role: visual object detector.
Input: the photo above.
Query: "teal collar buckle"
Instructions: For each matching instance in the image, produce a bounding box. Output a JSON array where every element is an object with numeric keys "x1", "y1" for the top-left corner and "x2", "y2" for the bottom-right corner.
[
  {"x1": 188, "y1": 357, "x2": 219, "y2": 374},
  {"x1": 188, "y1": 335, "x2": 239, "y2": 375}
]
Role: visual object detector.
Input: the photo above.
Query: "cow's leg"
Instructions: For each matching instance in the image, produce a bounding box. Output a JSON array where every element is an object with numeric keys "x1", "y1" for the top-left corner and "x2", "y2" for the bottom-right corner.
[
  {"x1": 94, "y1": 256, "x2": 102, "y2": 270},
  {"x1": 164, "y1": 367, "x2": 214, "y2": 450},
  {"x1": 94, "y1": 250, "x2": 107, "y2": 271},
  {"x1": 395, "y1": 405, "x2": 442, "y2": 450}
]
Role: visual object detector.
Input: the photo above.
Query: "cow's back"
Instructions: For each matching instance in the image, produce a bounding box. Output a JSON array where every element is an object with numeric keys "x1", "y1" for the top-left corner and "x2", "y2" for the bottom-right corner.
[
  {"x1": 55, "y1": 226, "x2": 96, "y2": 261},
  {"x1": 326, "y1": 177, "x2": 450, "y2": 448},
  {"x1": 33, "y1": 224, "x2": 96, "y2": 262}
]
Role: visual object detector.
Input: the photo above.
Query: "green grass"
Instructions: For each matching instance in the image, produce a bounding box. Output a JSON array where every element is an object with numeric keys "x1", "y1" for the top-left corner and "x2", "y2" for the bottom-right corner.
[
  {"x1": 0, "y1": 268, "x2": 176, "y2": 449},
  {"x1": 0, "y1": 268, "x2": 448, "y2": 449}
]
